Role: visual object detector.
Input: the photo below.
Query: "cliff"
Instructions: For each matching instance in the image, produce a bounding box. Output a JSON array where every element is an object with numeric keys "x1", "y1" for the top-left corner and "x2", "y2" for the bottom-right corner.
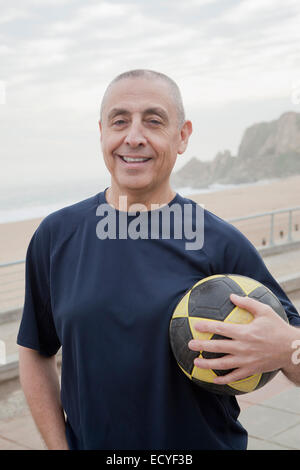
[{"x1": 171, "y1": 111, "x2": 300, "y2": 189}]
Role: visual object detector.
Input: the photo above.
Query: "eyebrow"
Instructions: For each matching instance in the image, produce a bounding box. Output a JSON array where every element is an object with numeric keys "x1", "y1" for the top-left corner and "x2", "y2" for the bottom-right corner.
[
  {"x1": 144, "y1": 107, "x2": 169, "y2": 123},
  {"x1": 107, "y1": 107, "x2": 169, "y2": 123},
  {"x1": 107, "y1": 108, "x2": 130, "y2": 121}
]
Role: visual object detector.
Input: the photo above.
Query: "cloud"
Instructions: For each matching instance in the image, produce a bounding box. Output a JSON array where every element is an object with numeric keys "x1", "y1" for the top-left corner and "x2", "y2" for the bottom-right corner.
[
  {"x1": 19, "y1": 37, "x2": 72, "y2": 68},
  {"x1": 2, "y1": 0, "x2": 300, "y2": 184},
  {"x1": 177, "y1": 0, "x2": 220, "y2": 8},
  {"x1": 3, "y1": 0, "x2": 299, "y2": 109},
  {"x1": 0, "y1": 7, "x2": 31, "y2": 24},
  {"x1": 50, "y1": 2, "x2": 134, "y2": 34},
  {"x1": 219, "y1": 0, "x2": 300, "y2": 24}
]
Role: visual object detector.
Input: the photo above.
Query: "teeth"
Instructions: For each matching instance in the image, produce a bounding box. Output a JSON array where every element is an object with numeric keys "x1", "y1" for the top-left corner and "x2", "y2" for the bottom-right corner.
[{"x1": 121, "y1": 156, "x2": 149, "y2": 163}]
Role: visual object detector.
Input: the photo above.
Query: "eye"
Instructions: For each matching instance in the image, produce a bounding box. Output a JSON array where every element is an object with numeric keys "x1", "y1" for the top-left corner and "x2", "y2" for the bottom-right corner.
[
  {"x1": 147, "y1": 119, "x2": 162, "y2": 125},
  {"x1": 112, "y1": 119, "x2": 127, "y2": 126}
]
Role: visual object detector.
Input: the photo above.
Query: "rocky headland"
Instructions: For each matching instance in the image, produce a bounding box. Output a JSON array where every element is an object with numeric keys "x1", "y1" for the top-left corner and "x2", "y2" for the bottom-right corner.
[{"x1": 171, "y1": 111, "x2": 300, "y2": 189}]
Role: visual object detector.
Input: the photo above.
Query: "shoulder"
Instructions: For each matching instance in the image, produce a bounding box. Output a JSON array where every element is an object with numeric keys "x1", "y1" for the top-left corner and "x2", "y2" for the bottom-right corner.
[
  {"x1": 204, "y1": 208, "x2": 256, "y2": 259},
  {"x1": 178, "y1": 194, "x2": 257, "y2": 269},
  {"x1": 204, "y1": 209, "x2": 261, "y2": 274},
  {"x1": 178, "y1": 193, "x2": 245, "y2": 243},
  {"x1": 204, "y1": 209, "x2": 245, "y2": 241},
  {"x1": 44, "y1": 192, "x2": 100, "y2": 224},
  {"x1": 32, "y1": 192, "x2": 101, "y2": 247}
]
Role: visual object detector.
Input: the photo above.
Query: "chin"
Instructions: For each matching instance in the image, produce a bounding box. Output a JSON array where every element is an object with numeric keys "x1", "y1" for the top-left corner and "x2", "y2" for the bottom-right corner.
[{"x1": 117, "y1": 176, "x2": 154, "y2": 192}]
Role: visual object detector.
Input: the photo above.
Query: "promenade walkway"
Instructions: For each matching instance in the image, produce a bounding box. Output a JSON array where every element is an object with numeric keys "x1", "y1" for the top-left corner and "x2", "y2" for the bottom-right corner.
[{"x1": 0, "y1": 246, "x2": 299, "y2": 450}]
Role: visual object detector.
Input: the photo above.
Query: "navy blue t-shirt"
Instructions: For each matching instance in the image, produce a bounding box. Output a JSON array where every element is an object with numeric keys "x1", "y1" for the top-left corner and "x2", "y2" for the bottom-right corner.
[{"x1": 17, "y1": 189, "x2": 300, "y2": 450}]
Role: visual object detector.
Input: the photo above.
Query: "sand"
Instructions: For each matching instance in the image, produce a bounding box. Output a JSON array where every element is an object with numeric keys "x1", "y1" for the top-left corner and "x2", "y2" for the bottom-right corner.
[
  {"x1": 189, "y1": 175, "x2": 300, "y2": 220},
  {"x1": 0, "y1": 174, "x2": 300, "y2": 264},
  {"x1": 189, "y1": 175, "x2": 300, "y2": 247}
]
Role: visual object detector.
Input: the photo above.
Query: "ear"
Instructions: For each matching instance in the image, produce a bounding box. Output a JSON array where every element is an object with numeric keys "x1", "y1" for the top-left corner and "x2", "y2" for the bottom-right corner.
[
  {"x1": 177, "y1": 120, "x2": 192, "y2": 155},
  {"x1": 98, "y1": 120, "x2": 102, "y2": 142}
]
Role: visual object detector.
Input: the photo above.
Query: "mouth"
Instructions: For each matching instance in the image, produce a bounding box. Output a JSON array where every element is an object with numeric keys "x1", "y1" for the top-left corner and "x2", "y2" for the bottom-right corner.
[{"x1": 117, "y1": 154, "x2": 152, "y2": 165}]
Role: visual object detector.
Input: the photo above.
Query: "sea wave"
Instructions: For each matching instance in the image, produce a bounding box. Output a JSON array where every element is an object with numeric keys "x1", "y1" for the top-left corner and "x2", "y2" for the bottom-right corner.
[
  {"x1": 0, "y1": 178, "x2": 275, "y2": 224},
  {"x1": 0, "y1": 177, "x2": 109, "y2": 223},
  {"x1": 176, "y1": 179, "x2": 274, "y2": 197}
]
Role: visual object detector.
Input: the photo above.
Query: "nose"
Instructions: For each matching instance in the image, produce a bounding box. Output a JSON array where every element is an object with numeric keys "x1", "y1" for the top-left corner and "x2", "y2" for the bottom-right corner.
[{"x1": 124, "y1": 120, "x2": 147, "y2": 148}]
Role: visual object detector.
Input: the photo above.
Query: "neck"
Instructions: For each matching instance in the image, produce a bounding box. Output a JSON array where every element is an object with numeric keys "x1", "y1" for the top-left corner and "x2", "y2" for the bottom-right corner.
[{"x1": 105, "y1": 182, "x2": 176, "y2": 212}]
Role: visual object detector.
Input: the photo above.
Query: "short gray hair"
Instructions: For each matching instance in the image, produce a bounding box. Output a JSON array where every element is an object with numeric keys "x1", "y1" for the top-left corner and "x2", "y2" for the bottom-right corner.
[{"x1": 100, "y1": 69, "x2": 186, "y2": 127}]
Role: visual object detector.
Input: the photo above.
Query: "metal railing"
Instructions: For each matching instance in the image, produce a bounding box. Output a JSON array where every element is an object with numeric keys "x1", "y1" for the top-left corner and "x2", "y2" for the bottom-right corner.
[
  {"x1": 0, "y1": 260, "x2": 25, "y2": 313},
  {"x1": 228, "y1": 206, "x2": 300, "y2": 247}
]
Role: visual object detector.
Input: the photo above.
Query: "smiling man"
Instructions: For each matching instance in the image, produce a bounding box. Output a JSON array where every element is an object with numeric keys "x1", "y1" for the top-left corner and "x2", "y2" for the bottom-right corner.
[
  {"x1": 17, "y1": 69, "x2": 300, "y2": 451},
  {"x1": 99, "y1": 70, "x2": 192, "y2": 209}
]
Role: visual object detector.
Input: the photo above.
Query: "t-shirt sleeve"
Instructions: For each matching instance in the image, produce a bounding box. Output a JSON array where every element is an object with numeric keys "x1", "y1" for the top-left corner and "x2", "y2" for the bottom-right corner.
[
  {"x1": 212, "y1": 219, "x2": 300, "y2": 327},
  {"x1": 17, "y1": 218, "x2": 61, "y2": 356}
]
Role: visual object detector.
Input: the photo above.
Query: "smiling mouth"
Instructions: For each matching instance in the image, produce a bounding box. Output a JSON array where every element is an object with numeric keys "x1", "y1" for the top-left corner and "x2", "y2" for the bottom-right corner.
[{"x1": 117, "y1": 154, "x2": 152, "y2": 163}]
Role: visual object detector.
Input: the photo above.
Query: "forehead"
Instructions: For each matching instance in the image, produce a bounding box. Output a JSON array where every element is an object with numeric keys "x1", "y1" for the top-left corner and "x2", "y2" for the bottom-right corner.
[{"x1": 102, "y1": 77, "x2": 176, "y2": 118}]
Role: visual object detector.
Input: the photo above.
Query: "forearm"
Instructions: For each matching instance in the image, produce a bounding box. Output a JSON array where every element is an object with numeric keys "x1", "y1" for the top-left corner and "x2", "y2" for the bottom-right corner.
[{"x1": 19, "y1": 346, "x2": 69, "y2": 450}]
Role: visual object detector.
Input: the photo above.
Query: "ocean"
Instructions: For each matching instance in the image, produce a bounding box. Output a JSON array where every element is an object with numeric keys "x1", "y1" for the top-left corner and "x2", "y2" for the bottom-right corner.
[
  {"x1": 0, "y1": 178, "x2": 272, "y2": 224},
  {"x1": 0, "y1": 177, "x2": 110, "y2": 224}
]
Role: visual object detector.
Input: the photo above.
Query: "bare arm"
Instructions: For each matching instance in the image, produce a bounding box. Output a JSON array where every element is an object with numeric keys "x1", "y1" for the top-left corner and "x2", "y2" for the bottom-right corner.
[{"x1": 18, "y1": 345, "x2": 69, "y2": 450}]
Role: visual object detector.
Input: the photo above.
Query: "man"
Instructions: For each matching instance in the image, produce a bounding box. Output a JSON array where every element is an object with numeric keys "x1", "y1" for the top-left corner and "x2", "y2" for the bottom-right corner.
[{"x1": 17, "y1": 69, "x2": 300, "y2": 450}]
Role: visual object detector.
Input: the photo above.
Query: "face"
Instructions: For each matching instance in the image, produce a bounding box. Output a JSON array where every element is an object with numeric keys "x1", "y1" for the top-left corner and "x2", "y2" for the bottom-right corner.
[{"x1": 99, "y1": 77, "x2": 192, "y2": 198}]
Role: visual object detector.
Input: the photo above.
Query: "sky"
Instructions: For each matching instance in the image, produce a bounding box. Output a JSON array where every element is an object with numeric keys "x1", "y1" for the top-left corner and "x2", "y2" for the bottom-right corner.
[{"x1": 1, "y1": 0, "x2": 300, "y2": 189}]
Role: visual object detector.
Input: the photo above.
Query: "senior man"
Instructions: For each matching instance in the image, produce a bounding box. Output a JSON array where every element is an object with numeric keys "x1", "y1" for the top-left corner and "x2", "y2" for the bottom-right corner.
[{"x1": 17, "y1": 69, "x2": 300, "y2": 450}]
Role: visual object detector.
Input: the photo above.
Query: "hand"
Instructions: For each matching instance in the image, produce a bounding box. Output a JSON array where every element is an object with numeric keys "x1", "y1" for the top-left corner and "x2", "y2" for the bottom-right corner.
[{"x1": 188, "y1": 293, "x2": 297, "y2": 385}]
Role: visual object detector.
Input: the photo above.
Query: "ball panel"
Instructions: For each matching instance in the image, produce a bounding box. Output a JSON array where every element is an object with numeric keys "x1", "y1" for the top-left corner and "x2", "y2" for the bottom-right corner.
[
  {"x1": 188, "y1": 317, "x2": 215, "y2": 342},
  {"x1": 188, "y1": 276, "x2": 244, "y2": 320},
  {"x1": 172, "y1": 290, "x2": 191, "y2": 319},
  {"x1": 227, "y1": 373, "x2": 262, "y2": 393},
  {"x1": 169, "y1": 317, "x2": 199, "y2": 374},
  {"x1": 224, "y1": 306, "x2": 254, "y2": 325},
  {"x1": 178, "y1": 362, "x2": 192, "y2": 380},
  {"x1": 249, "y1": 287, "x2": 288, "y2": 322},
  {"x1": 256, "y1": 369, "x2": 279, "y2": 390},
  {"x1": 249, "y1": 285, "x2": 269, "y2": 301},
  {"x1": 190, "y1": 274, "x2": 225, "y2": 290},
  {"x1": 191, "y1": 362, "x2": 217, "y2": 383},
  {"x1": 227, "y1": 275, "x2": 262, "y2": 295},
  {"x1": 191, "y1": 377, "x2": 240, "y2": 396}
]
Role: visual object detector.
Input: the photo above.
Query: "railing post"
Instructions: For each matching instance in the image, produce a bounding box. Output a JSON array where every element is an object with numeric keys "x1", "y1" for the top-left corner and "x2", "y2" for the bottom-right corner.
[
  {"x1": 288, "y1": 210, "x2": 293, "y2": 242},
  {"x1": 269, "y1": 213, "x2": 274, "y2": 246}
]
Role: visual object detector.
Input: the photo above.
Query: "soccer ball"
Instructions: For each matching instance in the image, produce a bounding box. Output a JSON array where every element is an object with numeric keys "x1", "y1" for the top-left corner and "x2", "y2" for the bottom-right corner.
[{"x1": 169, "y1": 274, "x2": 288, "y2": 395}]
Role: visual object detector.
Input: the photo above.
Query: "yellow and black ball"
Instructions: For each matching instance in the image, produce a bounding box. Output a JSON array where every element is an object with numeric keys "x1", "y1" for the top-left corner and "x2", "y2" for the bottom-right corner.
[{"x1": 169, "y1": 274, "x2": 288, "y2": 395}]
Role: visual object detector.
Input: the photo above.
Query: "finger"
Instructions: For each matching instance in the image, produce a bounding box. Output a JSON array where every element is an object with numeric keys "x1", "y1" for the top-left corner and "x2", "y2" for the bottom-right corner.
[
  {"x1": 212, "y1": 368, "x2": 254, "y2": 385},
  {"x1": 194, "y1": 319, "x2": 243, "y2": 340},
  {"x1": 188, "y1": 339, "x2": 239, "y2": 355},
  {"x1": 194, "y1": 355, "x2": 240, "y2": 370},
  {"x1": 230, "y1": 293, "x2": 271, "y2": 317}
]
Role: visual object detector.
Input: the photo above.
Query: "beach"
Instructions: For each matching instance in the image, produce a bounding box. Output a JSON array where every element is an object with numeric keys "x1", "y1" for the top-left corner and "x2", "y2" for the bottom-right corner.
[
  {"x1": 1, "y1": 174, "x2": 300, "y2": 265},
  {"x1": 190, "y1": 174, "x2": 300, "y2": 248}
]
